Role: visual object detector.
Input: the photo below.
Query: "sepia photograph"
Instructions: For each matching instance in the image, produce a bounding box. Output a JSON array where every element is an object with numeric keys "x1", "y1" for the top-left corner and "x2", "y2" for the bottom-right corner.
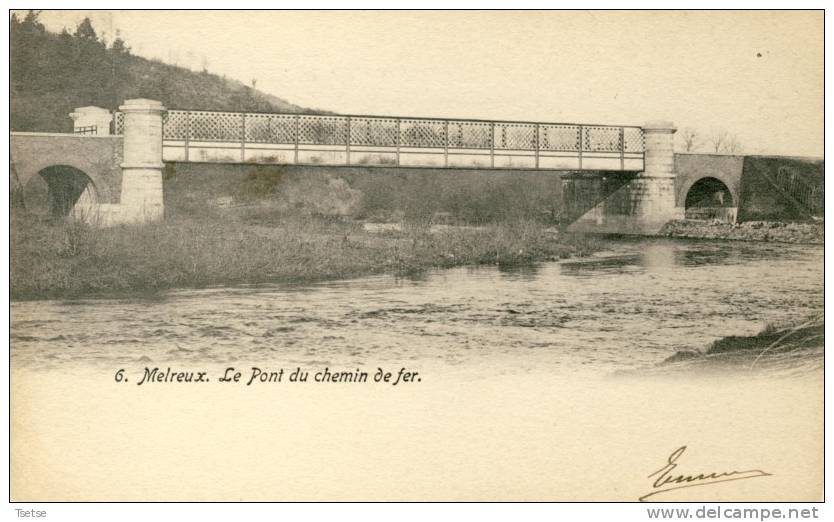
[{"x1": 7, "y1": 8, "x2": 825, "y2": 511}]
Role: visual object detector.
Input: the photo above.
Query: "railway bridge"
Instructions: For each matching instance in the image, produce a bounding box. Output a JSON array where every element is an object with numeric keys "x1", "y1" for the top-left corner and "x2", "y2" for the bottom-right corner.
[{"x1": 11, "y1": 98, "x2": 821, "y2": 233}]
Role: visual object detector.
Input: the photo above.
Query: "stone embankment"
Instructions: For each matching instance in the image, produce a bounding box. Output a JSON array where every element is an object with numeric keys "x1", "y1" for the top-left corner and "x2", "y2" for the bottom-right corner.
[{"x1": 659, "y1": 219, "x2": 823, "y2": 244}]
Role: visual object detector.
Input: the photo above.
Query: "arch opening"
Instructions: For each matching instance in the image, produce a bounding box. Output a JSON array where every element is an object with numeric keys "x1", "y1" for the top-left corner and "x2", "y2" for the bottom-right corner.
[
  {"x1": 25, "y1": 166, "x2": 99, "y2": 221},
  {"x1": 684, "y1": 177, "x2": 737, "y2": 222}
]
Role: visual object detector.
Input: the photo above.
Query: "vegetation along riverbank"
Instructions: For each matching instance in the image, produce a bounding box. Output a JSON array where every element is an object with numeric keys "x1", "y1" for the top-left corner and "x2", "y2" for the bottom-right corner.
[
  {"x1": 11, "y1": 210, "x2": 599, "y2": 301},
  {"x1": 656, "y1": 315, "x2": 824, "y2": 376},
  {"x1": 13, "y1": 163, "x2": 823, "y2": 299}
]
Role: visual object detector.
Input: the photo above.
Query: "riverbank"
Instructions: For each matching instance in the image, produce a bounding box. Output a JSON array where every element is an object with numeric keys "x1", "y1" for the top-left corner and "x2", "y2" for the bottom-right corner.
[
  {"x1": 659, "y1": 219, "x2": 823, "y2": 244},
  {"x1": 657, "y1": 315, "x2": 824, "y2": 375},
  {"x1": 11, "y1": 212, "x2": 599, "y2": 300}
]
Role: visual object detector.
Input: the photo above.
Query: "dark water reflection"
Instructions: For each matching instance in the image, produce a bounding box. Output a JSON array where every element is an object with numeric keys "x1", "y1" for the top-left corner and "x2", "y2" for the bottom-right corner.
[{"x1": 11, "y1": 238, "x2": 823, "y2": 376}]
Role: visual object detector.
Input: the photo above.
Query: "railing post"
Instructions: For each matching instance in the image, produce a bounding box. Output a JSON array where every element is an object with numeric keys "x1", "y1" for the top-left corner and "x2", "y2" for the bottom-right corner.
[
  {"x1": 184, "y1": 111, "x2": 190, "y2": 162},
  {"x1": 346, "y1": 116, "x2": 352, "y2": 166},
  {"x1": 619, "y1": 127, "x2": 625, "y2": 170},
  {"x1": 444, "y1": 120, "x2": 449, "y2": 167},
  {"x1": 240, "y1": 113, "x2": 246, "y2": 162},
  {"x1": 490, "y1": 122, "x2": 495, "y2": 168},
  {"x1": 396, "y1": 118, "x2": 401, "y2": 167},
  {"x1": 293, "y1": 115, "x2": 299, "y2": 164},
  {"x1": 345, "y1": 116, "x2": 350, "y2": 165},
  {"x1": 534, "y1": 123, "x2": 540, "y2": 169},
  {"x1": 578, "y1": 125, "x2": 584, "y2": 170}
]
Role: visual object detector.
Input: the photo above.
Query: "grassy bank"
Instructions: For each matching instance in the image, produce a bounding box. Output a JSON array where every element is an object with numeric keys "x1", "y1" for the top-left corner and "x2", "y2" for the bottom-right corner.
[
  {"x1": 11, "y1": 210, "x2": 598, "y2": 300},
  {"x1": 658, "y1": 315, "x2": 824, "y2": 375}
]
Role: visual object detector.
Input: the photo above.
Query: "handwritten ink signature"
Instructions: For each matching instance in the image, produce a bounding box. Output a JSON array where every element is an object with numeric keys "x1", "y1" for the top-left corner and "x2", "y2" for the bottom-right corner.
[{"x1": 639, "y1": 446, "x2": 771, "y2": 502}]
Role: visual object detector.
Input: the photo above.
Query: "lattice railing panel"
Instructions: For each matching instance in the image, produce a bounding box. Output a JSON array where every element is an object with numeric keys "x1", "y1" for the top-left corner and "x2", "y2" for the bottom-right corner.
[
  {"x1": 400, "y1": 119, "x2": 446, "y2": 148},
  {"x1": 539, "y1": 125, "x2": 580, "y2": 151},
  {"x1": 495, "y1": 123, "x2": 536, "y2": 150},
  {"x1": 188, "y1": 111, "x2": 243, "y2": 141},
  {"x1": 298, "y1": 116, "x2": 348, "y2": 145},
  {"x1": 162, "y1": 110, "x2": 189, "y2": 140},
  {"x1": 245, "y1": 113, "x2": 296, "y2": 144},
  {"x1": 448, "y1": 121, "x2": 492, "y2": 149},
  {"x1": 623, "y1": 127, "x2": 644, "y2": 153},
  {"x1": 113, "y1": 112, "x2": 125, "y2": 135},
  {"x1": 350, "y1": 117, "x2": 398, "y2": 147},
  {"x1": 153, "y1": 108, "x2": 645, "y2": 169},
  {"x1": 583, "y1": 126, "x2": 622, "y2": 152}
]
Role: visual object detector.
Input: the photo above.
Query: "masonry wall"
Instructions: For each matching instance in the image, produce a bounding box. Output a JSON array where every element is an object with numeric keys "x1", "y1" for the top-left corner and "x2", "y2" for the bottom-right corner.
[
  {"x1": 738, "y1": 156, "x2": 824, "y2": 221},
  {"x1": 674, "y1": 154, "x2": 744, "y2": 207},
  {"x1": 674, "y1": 153, "x2": 823, "y2": 222},
  {"x1": 161, "y1": 163, "x2": 566, "y2": 223},
  {"x1": 11, "y1": 134, "x2": 124, "y2": 204}
]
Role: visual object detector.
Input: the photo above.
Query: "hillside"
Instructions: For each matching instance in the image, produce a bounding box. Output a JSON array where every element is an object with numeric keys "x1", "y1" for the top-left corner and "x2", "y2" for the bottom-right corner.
[{"x1": 10, "y1": 12, "x2": 321, "y2": 133}]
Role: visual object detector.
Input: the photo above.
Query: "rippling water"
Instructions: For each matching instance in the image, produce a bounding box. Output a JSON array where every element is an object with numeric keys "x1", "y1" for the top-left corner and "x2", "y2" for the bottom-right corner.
[{"x1": 11, "y1": 238, "x2": 823, "y2": 375}]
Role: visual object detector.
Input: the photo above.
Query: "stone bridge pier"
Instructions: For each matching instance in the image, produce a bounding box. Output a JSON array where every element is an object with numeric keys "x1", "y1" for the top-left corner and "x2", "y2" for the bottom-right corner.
[
  {"x1": 118, "y1": 99, "x2": 166, "y2": 223},
  {"x1": 566, "y1": 121, "x2": 683, "y2": 235},
  {"x1": 630, "y1": 121, "x2": 683, "y2": 230}
]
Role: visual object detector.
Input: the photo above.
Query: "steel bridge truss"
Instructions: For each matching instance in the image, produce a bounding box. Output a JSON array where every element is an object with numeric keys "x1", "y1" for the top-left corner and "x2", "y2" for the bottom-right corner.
[{"x1": 115, "y1": 109, "x2": 645, "y2": 171}]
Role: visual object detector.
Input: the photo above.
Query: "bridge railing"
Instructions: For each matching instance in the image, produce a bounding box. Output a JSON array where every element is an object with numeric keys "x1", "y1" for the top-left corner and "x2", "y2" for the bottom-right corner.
[
  {"x1": 114, "y1": 109, "x2": 645, "y2": 170},
  {"x1": 74, "y1": 125, "x2": 99, "y2": 135}
]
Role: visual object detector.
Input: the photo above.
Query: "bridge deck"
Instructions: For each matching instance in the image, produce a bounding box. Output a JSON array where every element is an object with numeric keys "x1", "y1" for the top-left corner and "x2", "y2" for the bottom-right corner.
[{"x1": 116, "y1": 109, "x2": 645, "y2": 171}]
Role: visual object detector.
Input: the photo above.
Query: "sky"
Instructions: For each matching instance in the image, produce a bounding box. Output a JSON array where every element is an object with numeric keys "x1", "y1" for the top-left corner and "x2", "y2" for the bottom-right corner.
[{"x1": 33, "y1": 10, "x2": 823, "y2": 156}]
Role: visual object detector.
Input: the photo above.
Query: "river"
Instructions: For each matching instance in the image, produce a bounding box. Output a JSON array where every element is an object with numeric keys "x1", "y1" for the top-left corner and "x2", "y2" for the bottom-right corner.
[{"x1": 11, "y1": 237, "x2": 823, "y2": 376}]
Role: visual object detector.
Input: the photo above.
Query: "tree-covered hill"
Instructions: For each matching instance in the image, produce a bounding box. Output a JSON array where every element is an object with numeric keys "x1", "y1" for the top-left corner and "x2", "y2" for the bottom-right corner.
[{"x1": 11, "y1": 12, "x2": 321, "y2": 133}]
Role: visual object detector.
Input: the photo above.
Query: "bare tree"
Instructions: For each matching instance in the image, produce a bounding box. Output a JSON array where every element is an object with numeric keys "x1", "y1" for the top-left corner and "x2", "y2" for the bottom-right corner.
[
  {"x1": 709, "y1": 129, "x2": 744, "y2": 154},
  {"x1": 721, "y1": 135, "x2": 743, "y2": 154},
  {"x1": 708, "y1": 129, "x2": 728, "y2": 153},
  {"x1": 707, "y1": 129, "x2": 744, "y2": 154},
  {"x1": 679, "y1": 127, "x2": 700, "y2": 152}
]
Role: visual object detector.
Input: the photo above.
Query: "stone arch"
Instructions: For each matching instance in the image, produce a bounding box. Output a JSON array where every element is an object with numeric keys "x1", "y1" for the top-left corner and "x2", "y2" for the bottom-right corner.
[
  {"x1": 25, "y1": 165, "x2": 100, "y2": 220},
  {"x1": 11, "y1": 134, "x2": 120, "y2": 205},
  {"x1": 682, "y1": 176, "x2": 737, "y2": 222}
]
